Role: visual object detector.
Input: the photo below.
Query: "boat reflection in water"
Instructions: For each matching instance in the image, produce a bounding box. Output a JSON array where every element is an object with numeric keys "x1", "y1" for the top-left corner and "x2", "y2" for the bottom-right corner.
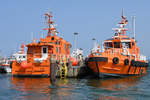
[
  {"x1": 86, "y1": 76, "x2": 141, "y2": 100},
  {"x1": 88, "y1": 76, "x2": 140, "y2": 90},
  {"x1": 11, "y1": 77, "x2": 51, "y2": 100},
  {"x1": 11, "y1": 76, "x2": 142, "y2": 100},
  {"x1": 11, "y1": 77, "x2": 74, "y2": 100}
]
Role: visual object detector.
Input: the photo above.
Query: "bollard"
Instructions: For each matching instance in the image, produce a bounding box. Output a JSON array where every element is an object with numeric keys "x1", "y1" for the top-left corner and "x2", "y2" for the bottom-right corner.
[{"x1": 50, "y1": 55, "x2": 57, "y2": 83}]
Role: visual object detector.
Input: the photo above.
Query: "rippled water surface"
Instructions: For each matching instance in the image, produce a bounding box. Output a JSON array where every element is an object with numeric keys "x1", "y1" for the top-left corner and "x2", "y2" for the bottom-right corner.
[{"x1": 0, "y1": 69, "x2": 150, "y2": 100}]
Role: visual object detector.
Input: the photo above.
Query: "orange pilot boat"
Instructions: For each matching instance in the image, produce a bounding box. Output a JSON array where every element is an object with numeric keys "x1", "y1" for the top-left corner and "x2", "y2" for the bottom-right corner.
[
  {"x1": 12, "y1": 11, "x2": 72, "y2": 77},
  {"x1": 86, "y1": 11, "x2": 149, "y2": 78}
]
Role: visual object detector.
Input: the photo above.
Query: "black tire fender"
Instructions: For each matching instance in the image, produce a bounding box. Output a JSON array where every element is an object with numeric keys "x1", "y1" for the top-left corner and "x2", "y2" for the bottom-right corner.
[
  {"x1": 131, "y1": 60, "x2": 135, "y2": 66},
  {"x1": 113, "y1": 57, "x2": 119, "y2": 64},
  {"x1": 124, "y1": 59, "x2": 129, "y2": 65}
]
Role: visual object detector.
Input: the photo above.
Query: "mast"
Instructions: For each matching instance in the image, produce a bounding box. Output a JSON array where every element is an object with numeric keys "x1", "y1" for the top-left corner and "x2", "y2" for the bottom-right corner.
[
  {"x1": 122, "y1": 8, "x2": 124, "y2": 18},
  {"x1": 74, "y1": 32, "x2": 78, "y2": 50},
  {"x1": 21, "y1": 43, "x2": 25, "y2": 54},
  {"x1": 132, "y1": 16, "x2": 136, "y2": 39},
  {"x1": 92, "y1": 38, "x2": 96, "y2": 48},
  {"x1": 44, "y1": 10, "x2": 56, "y2": 36},
  {"x1": 112, "y1": 9, "x2": 128, "y2": 36}
]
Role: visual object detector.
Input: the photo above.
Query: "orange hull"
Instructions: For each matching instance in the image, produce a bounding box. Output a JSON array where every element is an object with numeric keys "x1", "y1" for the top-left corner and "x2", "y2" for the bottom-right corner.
[
  {"x1": 12, "y1": 61, "x2": 50, "y2": 77},
  {"x1": 87, "y1": 56, "x2": 148, "y2": 78}
]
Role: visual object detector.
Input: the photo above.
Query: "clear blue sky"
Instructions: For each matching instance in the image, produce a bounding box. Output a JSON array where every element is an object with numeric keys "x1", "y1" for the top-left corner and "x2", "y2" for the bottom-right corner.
[{"x1": 0, "y1": 0, "x2": 150, "y2": 58}]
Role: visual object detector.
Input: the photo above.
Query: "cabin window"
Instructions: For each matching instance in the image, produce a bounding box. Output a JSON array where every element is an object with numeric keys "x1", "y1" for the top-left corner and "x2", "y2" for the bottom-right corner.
[
  {"x1": 43, "y1": 47, "x2": 47, "y2": 53},
  {"x1": 121, "y1": 42, "x2": 131, "y2": 48},
  {"x1": 114, "y1": 33, "x2": 118, "y2": 36},
  {"x1": 132, "y1": 42, "x2": 134, "y2": 46},
  {"x1": 51, "y1": 37, "x2": 55, "y2": 40},
  {"x1": 23, "y1": 56, "x2": 26, "y2": 58},
  {"x1": 56, "y1": 41, "x2": 60, "y2": 45},
  {"x1": 104, "y1": 42, "x2": 113, "y2": 48},
  {"x1": 114, "y1": 42, "x2": 120, "y2": 48}
]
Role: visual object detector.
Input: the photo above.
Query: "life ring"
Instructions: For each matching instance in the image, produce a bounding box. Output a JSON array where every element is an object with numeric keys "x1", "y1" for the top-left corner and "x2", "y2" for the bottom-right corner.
[
  {"x1": 131, "y1": 60, "x2": 135, "y2": 66},
  {"x1": 113, "y1": 57, "x2": 119, "y2": 64},
  {"x1": 124, "y1": 59, "x2": 129, "y2": 65}
]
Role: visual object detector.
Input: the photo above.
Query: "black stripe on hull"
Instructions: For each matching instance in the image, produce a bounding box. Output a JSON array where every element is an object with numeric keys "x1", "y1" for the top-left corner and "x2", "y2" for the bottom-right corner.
[
  {"x1": 88, "y1": 57, "x2": 108, "y2": 62},
  {"x1": 13, "y1": 74, "x2": 49, "y2": 77},
  {"x1": 95, "y1": 72, "x2": 145, "y2": 78}
]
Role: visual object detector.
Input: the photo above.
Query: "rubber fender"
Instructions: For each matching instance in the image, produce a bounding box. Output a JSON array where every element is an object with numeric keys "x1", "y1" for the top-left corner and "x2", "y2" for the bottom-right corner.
[
  {"x1": 135, "y1": 61, "x2": 139, "y2": 67},
  {"x1": 143, "y1": 63, "x2": 146, "y2": 67},
  {"x1": 112, "y1": 57, "x2": 119, "y2": 64},
  {"x1": 124, "y1": 59, "x2": 129, "y2": 65},
  {"x1": 131, "y1": 60, "x2": 135, "y2": 66},
  {"x1": 139, "y1": 62, "x2": 143, "y2": 67},
  {"x1": 144, "y1": 63, "x2": 148, "y2": 67},
  {"x1": 145, "y1": 63, "x2": 149, "y2": 67},
  {"x1": 144, "y1": 63, "x2": 147, "y2": 67},
  {"x1": 135, "y1": 61, "x2": 148, "y2": 67}
]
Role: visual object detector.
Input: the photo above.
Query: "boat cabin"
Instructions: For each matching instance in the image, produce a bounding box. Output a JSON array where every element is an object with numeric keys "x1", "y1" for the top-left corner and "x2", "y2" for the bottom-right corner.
[
  {"x1": 26, "y1": 35, "x2": 71, "y2": 63},
  {"x1": 104, "y1": 36, "x2": 135, "y2": 49}
]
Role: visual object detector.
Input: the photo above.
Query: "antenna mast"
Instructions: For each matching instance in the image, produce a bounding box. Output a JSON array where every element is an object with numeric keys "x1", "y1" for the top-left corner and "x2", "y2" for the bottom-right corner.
[
  {"x1": 122, "y1": 8, "x2": 124, "y2": 17},
  {"x1": 112, "y1": 9, "x2": 128, "y2": 35},
  {"x1": 74, "y1": 32, "x2": 78, "y2": 50},
  {"x1": 44, "y1": 10, "x2": 56, "y2": 36},
  {"x1": 132, "y1": 16, "x2": 136, "y2": 39}
]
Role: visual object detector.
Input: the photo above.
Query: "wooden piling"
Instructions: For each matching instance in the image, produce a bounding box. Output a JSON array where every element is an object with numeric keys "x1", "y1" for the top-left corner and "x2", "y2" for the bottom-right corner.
[{"x1": 50, "y1": 55, "x2": 57, "y2": 82}]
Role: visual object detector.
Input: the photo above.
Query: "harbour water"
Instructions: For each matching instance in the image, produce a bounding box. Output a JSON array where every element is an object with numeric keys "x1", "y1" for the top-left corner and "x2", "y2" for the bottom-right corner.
[{"x1": 0, "y1": 68, "x2": 150, "y2": 100}]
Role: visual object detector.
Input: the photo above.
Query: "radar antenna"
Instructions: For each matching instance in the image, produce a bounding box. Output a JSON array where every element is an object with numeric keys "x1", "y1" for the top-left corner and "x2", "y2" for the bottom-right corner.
[{"x1": 44, "y1": 10, "x2": 56, "y2": 36}]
